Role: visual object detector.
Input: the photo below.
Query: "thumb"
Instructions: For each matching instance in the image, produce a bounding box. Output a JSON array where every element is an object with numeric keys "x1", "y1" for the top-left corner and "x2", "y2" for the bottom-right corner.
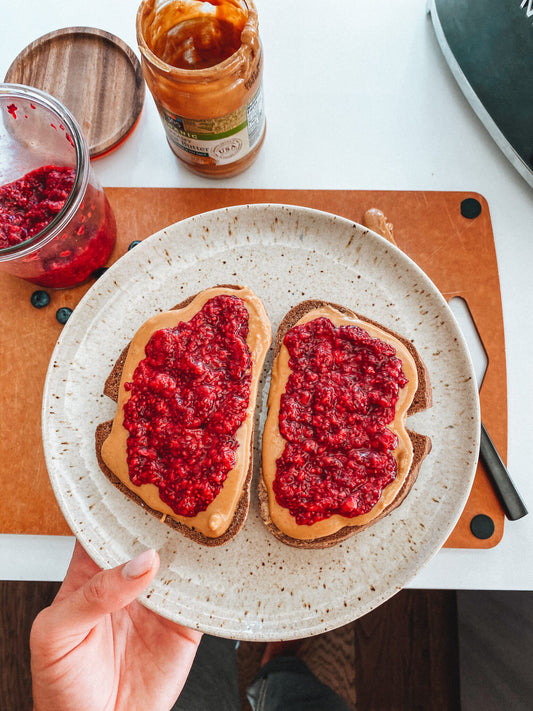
[{"x1": 50, "y1": 548, "x2": 159, "y2": 639}]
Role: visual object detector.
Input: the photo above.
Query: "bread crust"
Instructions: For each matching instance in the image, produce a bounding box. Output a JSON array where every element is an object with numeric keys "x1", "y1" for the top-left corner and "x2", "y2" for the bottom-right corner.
[
  {"x1": 95, "y1": 285, "x2": 264, "y2": 547},
  {"x1": 259, "y1": 300, "x2": 432, "y2": 549}
]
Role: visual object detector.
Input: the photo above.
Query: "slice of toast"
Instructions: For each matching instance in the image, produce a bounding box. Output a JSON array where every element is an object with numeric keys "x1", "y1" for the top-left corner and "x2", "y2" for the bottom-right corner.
[
  {"x1": 259, "y1": 300, "x2": 432, "y2": 549},
  {"x1": 95, "y1": 285, "x2": 271, "y2": 546}
]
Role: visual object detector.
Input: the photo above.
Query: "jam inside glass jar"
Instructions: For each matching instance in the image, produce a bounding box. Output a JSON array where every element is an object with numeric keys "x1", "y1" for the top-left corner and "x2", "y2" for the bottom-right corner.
[
  {"x1": 137, "y1": 0, "x2": 266, "y2": 178},
  {"x1": 0, "y1": 84, "x2": 116, "y2": 288}
]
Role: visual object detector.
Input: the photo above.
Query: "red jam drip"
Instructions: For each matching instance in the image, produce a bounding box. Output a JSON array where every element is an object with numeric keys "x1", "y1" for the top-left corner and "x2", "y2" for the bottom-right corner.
[
  {"x1": 123, "y1": 295, "x2": 252, "y2": 517},
  {"x1": 0, "y1": 165, "x2": 75, "y2": 248},
  {"x1": 273, "y1": 317, "x2": 409, "y2": 526}
]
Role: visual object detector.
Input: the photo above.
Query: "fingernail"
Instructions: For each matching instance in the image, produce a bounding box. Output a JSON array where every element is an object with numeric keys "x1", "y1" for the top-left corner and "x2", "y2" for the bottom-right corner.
[{"x1": 122, "y1": 549, "x2": 157, "y2": 580}]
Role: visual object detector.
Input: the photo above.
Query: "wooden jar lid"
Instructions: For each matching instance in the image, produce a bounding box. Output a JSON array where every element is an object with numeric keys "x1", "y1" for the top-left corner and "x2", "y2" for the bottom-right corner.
[{"x1": 4, "y1": 27, "x2": 145, "y2": 158}]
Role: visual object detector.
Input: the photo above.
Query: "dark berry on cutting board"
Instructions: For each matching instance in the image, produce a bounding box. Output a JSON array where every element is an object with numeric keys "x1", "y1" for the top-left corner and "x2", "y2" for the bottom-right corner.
[
  {"x1": 56, "y1": 307, "x2": 73, "y2": 324},
  {"x1": 92, "y1": 267, "x2": 108, "y2": 279},
  {"x1": 30, "y1": 290, "x2": 50, "y2": 309}
]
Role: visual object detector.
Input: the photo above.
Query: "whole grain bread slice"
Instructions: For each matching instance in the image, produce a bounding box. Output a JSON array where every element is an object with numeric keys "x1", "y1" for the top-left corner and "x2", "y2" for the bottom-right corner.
[
  {"x1": 259, "y1": 300, "x2": 432, "y2": 549},
  {"x1": 95, "y1": 285, "x2": 266, "y2": 547}
]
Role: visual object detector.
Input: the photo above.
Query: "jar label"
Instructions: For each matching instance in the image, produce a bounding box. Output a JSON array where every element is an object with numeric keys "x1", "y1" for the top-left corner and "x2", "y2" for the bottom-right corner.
[{"x1": 159, "y1": 84, "x2": 265, "y2": 166}]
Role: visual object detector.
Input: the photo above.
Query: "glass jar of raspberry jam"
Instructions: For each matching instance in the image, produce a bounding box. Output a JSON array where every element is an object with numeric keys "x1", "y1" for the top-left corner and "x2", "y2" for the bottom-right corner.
[
  {"x1": 0, "y1": 84, "x2": 116, "y2": 288},
  {"x1": 137, "y1": 0, "x2": 266, "y2": 178}
]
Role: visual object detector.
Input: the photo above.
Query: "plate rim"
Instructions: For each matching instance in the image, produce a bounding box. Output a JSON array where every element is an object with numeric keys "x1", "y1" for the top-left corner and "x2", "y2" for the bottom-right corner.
[{"x1": 42, "y1": 202, "x2": 480, "y2": 640}]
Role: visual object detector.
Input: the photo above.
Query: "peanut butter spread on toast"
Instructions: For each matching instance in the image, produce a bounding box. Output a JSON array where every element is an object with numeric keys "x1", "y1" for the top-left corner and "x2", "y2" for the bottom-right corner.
[
  {"x1": 101, "y1": 286, "x2": 271, "y2": 538},
  {"x1": 262, "y1": 305, "x2": 418, "y2": 541}
]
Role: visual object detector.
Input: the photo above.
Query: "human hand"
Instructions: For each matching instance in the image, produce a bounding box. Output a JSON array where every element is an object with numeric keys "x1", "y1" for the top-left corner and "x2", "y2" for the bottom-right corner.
[{"x1": 30, "y1": 542, "x2": 202, "y2": 711}]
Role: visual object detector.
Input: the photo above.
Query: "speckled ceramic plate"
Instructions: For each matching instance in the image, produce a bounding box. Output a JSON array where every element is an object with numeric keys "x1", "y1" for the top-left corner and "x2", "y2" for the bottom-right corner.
[{"x1": 42, "y1": 204, "x2": 479, "y2": 641}]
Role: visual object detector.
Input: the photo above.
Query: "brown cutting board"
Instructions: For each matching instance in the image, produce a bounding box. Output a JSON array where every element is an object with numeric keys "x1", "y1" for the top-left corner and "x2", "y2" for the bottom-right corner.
[{"x1": 0, "y1": 188, "x2": 505, "y2": 547}]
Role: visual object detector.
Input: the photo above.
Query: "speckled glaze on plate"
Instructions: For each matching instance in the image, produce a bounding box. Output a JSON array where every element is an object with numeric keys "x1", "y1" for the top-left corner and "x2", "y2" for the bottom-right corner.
[{"x1": 42, "y1": 204, "x2": 480, "y2": 641}]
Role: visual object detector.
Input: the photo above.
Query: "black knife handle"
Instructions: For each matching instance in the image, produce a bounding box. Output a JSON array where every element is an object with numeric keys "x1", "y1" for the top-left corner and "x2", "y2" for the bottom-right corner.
[{"x1": 479, "y1": 423, "x2": 528, "y2": 521}]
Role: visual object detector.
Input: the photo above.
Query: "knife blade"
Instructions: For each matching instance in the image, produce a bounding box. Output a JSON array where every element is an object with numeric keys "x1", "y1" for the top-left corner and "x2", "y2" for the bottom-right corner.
[{"x1": 448, "y1": 296, "x2": 528, "y2": 521}]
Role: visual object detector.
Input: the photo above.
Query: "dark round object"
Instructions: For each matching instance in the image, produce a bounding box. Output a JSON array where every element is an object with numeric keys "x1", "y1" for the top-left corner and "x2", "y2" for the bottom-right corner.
[
  {"x1": 56, "y1": 307, "x2": 73, "y2": 325},
  {"x1": 470, "y1": 514, "x2": 495, "y2": 540},
  {"x1": 460, "y1": 198, "x2": 482, "y2": 219},
  {"x1": 128, "y1": 240, "x2": 141, "y2": 250},
  {"x1": 92, "y1": 267, "x2": 109, "y2": 279},
  {"x1": 30, "y1": 290, "x2": 50, "y2": 309}
]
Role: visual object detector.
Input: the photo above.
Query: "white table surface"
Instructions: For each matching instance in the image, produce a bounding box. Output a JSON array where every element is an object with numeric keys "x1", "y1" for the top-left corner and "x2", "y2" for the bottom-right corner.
[{"x1": 1, "y1": 0, "x2": 532, "y2": 590}]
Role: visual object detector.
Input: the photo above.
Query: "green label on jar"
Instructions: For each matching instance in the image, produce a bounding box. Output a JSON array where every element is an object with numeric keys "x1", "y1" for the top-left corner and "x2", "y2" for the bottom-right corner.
[{"x1": 160, "y1": 84, "x2": 265, "y2": 164}]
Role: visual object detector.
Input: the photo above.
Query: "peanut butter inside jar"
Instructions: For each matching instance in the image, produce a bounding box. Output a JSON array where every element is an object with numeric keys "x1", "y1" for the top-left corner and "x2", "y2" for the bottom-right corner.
[{"x1": 137, "y1": 0, "x2": 266, "y2": 177}]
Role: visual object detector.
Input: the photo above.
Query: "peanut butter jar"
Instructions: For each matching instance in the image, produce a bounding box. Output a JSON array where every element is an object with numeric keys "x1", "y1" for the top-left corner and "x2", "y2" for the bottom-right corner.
[{"x1": 136, "y1": 0, "x2": 266, "y2": 178}]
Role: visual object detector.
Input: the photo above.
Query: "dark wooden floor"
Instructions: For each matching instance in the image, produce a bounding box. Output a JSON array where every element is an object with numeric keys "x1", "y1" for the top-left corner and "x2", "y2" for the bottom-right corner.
[
  {"x1": 238, "y1": 589, "x2": 460, "y2": 710},
  {"x1": 457, "y1": 590, "x2": 533, "y2": 711},
  {"x1": 0, "y1": 580, "x2": 61, "y2": 711},
  {"x1": 1, "y1": 583, "x2": 460, "y2": 710}
]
